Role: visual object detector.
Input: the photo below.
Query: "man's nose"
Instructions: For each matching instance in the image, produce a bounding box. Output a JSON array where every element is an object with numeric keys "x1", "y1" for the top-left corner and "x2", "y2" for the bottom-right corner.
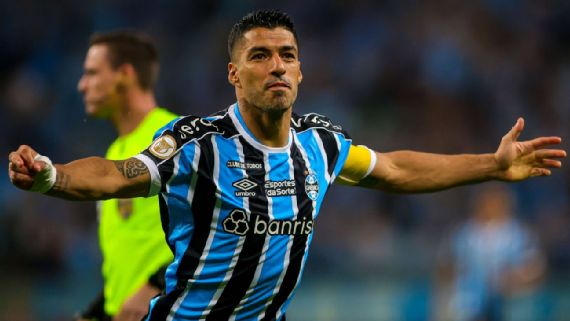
[
  {"x1": 77, "y1": 76, "x2": 86, "y2": 93},
  {"x1": 270, "y1": 55, "x2": 286, "y2": 76}
]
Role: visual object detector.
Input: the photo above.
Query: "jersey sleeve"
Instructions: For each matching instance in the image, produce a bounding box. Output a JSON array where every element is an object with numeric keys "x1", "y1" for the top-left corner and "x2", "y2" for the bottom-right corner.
[
  {"x1": 291, "y1": 112, "x2": 354, "y2": 185},
  {"x1": 336, "y1": 145, "x2": 377, "y2": 185},
  {"x1": 329, "y1": 131, "x2": 353, "y2": 183},
  {"x1": 134, "y1": 115, "x2": 222, "y2": 196},
  {"x1": 133, "y1": 118, "x2": 180, "y2": 197}
]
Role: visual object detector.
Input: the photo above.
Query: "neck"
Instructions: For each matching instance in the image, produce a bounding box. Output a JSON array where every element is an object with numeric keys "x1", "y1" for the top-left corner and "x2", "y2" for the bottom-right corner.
[
  {"x1": 111, "y1": 89, "x2": 157, "y2": 136},
  {"x1": 237, "y1": 99, "x2": 291, "y2": 148}
]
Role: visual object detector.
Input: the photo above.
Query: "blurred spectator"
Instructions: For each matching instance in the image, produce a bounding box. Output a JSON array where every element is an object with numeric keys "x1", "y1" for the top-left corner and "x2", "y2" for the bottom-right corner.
[{"x1": 435, "y1": 183, "x2": 546, "y2": 321}]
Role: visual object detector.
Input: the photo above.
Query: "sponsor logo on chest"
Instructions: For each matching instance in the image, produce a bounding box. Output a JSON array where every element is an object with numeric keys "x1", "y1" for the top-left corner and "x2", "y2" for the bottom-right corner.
[
  {"x1": 231, "y1": 173, "x2": 320, "y2": 199},
  {"x1": 232, "y1": 178, "x2": 258, "y2": 197},
  {"x1": 223, "y1": 209, "x2": 313, "y2": 236},
  {"x1": 264, "y1": 179, "x2": 296, "y2": 197},
  {"x1": 226, "y1": 160, "x2": 263, "y2": 170}
]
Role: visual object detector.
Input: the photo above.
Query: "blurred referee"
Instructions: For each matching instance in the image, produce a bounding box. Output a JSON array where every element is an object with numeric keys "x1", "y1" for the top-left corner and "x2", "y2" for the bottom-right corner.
[{"x1": 75, "y1": 31, "x2": 176, "y2": 321}]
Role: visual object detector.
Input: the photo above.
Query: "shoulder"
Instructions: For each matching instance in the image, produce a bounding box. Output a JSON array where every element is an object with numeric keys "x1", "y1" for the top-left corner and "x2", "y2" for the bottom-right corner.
[
  {"x1": 144, "y1": 114, "x2": 225, "y2": 162},
  {"x1": 155, "y1": 107, "x2": 237, "y2": 144},
  {"x1": 165, "y1": 114, "x2": 226, "y2": 142},
  {"x1": 291, "y1": 112, "x2": 348, "y2": 136},
  {"x1": 291, "y1": 112, "x2": 351, "y2": 143}
]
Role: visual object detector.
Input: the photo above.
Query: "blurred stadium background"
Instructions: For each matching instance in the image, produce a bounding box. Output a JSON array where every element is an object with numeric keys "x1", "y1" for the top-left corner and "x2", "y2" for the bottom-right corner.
[{"x1": 1, "y1": 0, "x2": 569, "y2": 320}]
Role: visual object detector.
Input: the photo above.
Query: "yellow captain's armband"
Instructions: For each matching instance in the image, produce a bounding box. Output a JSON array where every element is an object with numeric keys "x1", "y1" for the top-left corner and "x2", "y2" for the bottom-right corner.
[{"x1": 337, "y1": 145, "x2": 377, "y2": 185}]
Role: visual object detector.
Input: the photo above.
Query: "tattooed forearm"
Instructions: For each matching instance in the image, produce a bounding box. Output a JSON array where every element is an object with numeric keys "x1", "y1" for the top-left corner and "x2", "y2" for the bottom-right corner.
[
  {"x1": 51, "y1": 171, "x2": 70, "y2": 192},
  {"x1": 114, "y1": 158, "x2": 149, "y2": 179}
]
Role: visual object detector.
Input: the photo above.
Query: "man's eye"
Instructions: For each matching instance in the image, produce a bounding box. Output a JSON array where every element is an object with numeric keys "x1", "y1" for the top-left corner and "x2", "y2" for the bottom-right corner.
[
  {"x1": 251, "y1": 53, "x2": 265, "y2": 60},
  {"x1": 282, "y1": 53, "x2": 296, "y2": 60}
]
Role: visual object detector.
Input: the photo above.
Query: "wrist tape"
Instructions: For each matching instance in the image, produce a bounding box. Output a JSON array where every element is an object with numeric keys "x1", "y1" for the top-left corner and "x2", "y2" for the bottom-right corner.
[{"x1": 30, "y1": 154, "x2": 57, "y2": 193}]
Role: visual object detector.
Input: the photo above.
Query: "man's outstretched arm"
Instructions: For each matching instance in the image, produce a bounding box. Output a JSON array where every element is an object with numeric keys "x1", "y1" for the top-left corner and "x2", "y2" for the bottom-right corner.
[
  {"x1": 343, "y1": 118, "x2": 566, "y2": 193},
  {"x1": 8, "y1": 145, "x2": 150, "y2": 200}
]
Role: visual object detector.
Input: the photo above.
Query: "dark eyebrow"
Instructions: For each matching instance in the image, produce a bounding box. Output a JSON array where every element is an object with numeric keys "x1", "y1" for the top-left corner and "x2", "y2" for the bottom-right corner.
[
  {"x1": 248, "y1": 46, "x2": 271, "y2": 54},
  {"x1": 247, "y1": 45, "x2": 298, "y2": 54},
  {"x1": 279, "y1": 45, "x2": 297, "y2": 53}
]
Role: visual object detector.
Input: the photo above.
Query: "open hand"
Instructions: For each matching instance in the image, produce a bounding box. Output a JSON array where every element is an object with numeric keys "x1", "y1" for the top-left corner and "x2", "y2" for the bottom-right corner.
[{"x1": 494, "y1": 118, "x2": 566, "y2": 181}]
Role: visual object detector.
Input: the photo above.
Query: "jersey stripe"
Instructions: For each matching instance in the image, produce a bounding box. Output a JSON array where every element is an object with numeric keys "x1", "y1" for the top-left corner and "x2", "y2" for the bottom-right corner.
[
  {"x1": 314, "y1": 129, "x2": 340, "y2": 178},
  {"x1": 260, "y1": 137, "x2": 314, "y2": 321},
  {"x1": 231, "y1": 149, "x2": 274, "y2": 320},
  {"x1": 202, "y1": 137, "x2": 249, "y2": 318},
  {"x1": 168, "y1": 135, "x2": 226, "y2": 320},
  {"x1": 256, "y1": 145, "x2": 298, "y2": 321},
  {"x1": 159, "y1": 152, "x2": 185, "y2": 254},
  {"x1": 146, "y1": 150, "x2": 189, "y2": 320},
  {"x1": 206, "y1": 137, "x2": 270, "y2": 320},
  {"x1": 149, "y1": 137, "x2": 216, "y2": 320}
]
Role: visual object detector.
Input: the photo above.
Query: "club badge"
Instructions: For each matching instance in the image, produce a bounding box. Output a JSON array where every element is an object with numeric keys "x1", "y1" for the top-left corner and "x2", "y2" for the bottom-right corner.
[{"x1": 304, "y1": 173, "x2": 319, "y2": 201}]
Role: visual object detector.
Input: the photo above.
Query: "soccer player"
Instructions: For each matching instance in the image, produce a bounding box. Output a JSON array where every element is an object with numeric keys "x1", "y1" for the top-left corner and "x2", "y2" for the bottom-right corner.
[
  {"x1": 436, "y1": 184, "x2": 546, "y2": 321},
  {"x1": 75, "y1": 31, "x2": 177, "y2": 321},
  {"x1": 8, "y1": 10, "x2": 565, "y2": 321}
]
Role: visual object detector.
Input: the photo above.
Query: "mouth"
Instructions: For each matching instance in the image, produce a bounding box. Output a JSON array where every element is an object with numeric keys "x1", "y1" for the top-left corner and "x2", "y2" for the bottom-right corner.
[{"x1": 266, "y1": 80, "x2": 291, "y2": 90}]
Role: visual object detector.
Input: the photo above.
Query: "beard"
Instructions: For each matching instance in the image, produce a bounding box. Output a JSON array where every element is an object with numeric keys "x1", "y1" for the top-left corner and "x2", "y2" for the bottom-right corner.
[{"x1": 251, "y1": 90, "x2": 296, "y2": 117}]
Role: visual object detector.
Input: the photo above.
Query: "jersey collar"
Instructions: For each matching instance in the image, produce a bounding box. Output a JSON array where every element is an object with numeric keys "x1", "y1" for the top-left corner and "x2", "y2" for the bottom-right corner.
[{"x1": 229, "y1": 103, "x2": 293, "y2": 153}]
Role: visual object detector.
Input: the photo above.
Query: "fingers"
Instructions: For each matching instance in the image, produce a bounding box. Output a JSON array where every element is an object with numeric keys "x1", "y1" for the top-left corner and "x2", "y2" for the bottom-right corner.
[
  {"x1": 540, "y1": 159, "x2": 562, "y2": 168},
  {"x1": 535, "y1": 149, "x2": 567, "y2": 160},
  {"x1": 30, "y1": 160, "x2": 47, "y2": 174},
  {"x1": 8, "y1": 146, "x2": 43, "y2": 175},
  {"x1": 8, "y1": 170, "x2": 35, "y2": 189},
  {"x1": 8, "y1": 151, "x2": 25, "y2": 169},
  {"x1": 526, "y1": 136, "x2": 564, "y2": 150},
  {"x1": 530, "y1": 168, "x2": 551, "y2": 177},
  {"x1": 9, "y1": 152, "x2": 34, "y2": 176},
  {"x1": 511, "y1": 117, "x2": 524, "y2": 141},
  {"x1": 16, "y1": 145, "x2": 37, "y2": 168}
]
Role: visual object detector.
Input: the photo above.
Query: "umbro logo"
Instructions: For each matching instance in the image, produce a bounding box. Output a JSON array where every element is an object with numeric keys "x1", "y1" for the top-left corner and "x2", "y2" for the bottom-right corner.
[
  {"x1": 233, "y1": 178, "x2": 257, "y2": 197},
  {"x1": 233, "y1": 178, "x2": 257, "y2": 191}
]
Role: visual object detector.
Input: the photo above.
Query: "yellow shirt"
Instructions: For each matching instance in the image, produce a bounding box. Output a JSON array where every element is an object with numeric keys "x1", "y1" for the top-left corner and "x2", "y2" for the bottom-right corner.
[{"x1": 98, "y1": 107, "x2": 177, "y2": 315}]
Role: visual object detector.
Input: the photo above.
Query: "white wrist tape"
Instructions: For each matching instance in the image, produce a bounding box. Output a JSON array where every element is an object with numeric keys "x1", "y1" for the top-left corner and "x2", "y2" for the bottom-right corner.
[{"x1": 30, "y1": 154, "x2": 57, "y2": 193}]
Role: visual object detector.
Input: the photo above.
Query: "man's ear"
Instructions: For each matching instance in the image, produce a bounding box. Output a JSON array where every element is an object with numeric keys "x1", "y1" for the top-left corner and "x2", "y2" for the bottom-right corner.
[
  {"x1": 118, "y1": 63, "x2": 137, "y2": 88},
  {"x1": 228, "y1": 62, "x2": 240, "y2": 88},
  {"x1": 298, "y1": 61, "x2": 303, "y2": 84}
]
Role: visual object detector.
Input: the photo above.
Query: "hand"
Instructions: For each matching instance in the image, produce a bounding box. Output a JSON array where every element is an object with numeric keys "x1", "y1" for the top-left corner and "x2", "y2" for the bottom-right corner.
[
  {"x1": 494, "y1": 118, "x2": 566, "y2": 181},
  {"x1": 113, "y1": 283, "x2": 160, "y2": 321},
  {"x1": 8, "y1": 145, "x2": 44, "y2": 190}
]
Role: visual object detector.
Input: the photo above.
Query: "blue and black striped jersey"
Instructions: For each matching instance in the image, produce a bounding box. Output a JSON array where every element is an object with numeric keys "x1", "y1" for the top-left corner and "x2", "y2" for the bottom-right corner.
[{"x1": 135, "y1": 103, "x2": 352, "y2": 321}]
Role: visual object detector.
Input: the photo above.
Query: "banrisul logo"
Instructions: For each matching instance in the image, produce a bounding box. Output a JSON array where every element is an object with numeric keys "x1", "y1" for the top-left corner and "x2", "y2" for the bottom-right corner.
[
  {"x1": 223, "y1": 209, "x2": 249, "y2": 236},
  {"x1": 304, "y1": 173, "x2": 319, "y2": 201},
  {"x1": 223, "y1": 209, "x2": 314, "y2": 236}
]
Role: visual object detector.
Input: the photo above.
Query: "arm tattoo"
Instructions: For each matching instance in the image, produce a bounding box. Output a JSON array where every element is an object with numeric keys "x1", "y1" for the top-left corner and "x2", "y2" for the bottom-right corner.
[
  {"x1": 51, "y1": 171, "x2": 70, "y2": 192},
  {"x1": 114, "y1": 158, "x2": 149, "y2": 179}
]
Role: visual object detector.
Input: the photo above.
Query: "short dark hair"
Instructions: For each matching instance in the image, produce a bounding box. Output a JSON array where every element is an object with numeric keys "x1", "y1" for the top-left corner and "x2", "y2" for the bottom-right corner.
[
  {"x1": 228, "y1": 9, "x2": 298, "y2": 60},
  {"x1": 90, "y1": 30, "x2": 159, "y2": 90}
]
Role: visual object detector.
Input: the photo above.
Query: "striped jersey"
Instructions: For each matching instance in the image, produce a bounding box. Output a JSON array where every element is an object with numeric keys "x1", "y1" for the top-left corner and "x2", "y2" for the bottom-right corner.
[{"x1": 135, "y1": 103, "x2": 352, "y2": 321}]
